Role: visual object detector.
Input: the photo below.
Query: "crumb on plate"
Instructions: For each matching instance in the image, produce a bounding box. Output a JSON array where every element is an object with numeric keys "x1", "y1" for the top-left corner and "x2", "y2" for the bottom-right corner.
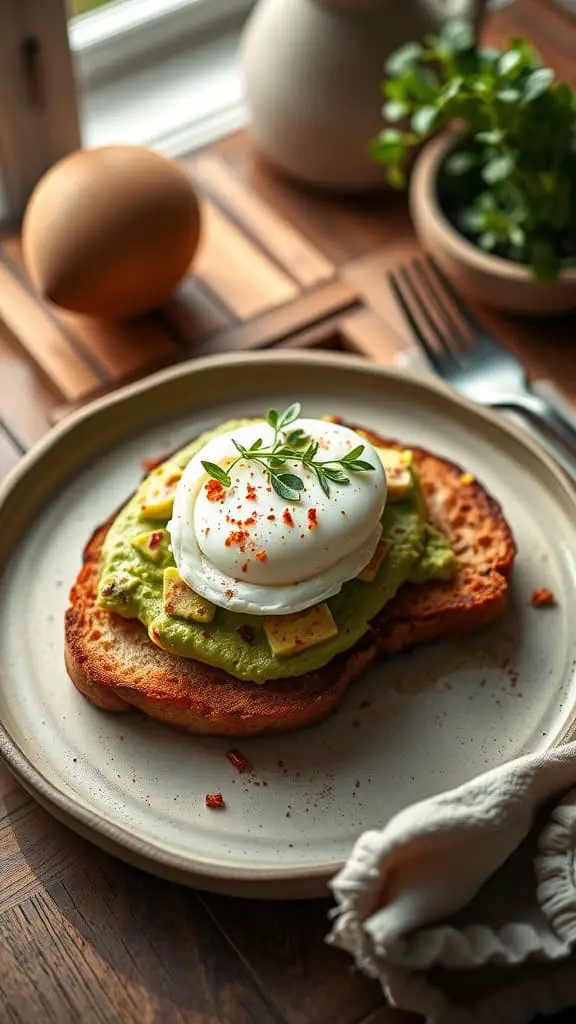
[
  {"x1": 530, "y1": 588, "x2": 555, "y2": 608},
  {"x1": 205, "y1": 792, "x2": 225, "y2": 809}
]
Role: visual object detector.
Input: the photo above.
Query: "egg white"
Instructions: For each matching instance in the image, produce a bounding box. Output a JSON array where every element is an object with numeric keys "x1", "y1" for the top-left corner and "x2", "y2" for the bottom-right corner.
[{"x1": 168, "y1": 418, "x2": 387, "y2": 616}]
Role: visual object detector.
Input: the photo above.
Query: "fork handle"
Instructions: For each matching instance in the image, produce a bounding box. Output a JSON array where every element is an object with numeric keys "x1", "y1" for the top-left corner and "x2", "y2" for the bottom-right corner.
[{"x1": 492, "y1": 392, "x2": 576, "y2": 454}]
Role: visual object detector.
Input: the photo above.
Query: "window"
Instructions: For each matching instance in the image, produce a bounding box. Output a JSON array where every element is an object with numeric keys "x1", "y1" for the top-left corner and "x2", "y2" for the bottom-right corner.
[{"x1": 0, "y1": 0, "x2": 254, "y2": 226}]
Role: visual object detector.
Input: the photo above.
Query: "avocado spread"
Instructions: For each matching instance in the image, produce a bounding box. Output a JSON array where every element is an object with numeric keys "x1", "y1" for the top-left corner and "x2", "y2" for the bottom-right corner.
[{"x1": 97, "y1": 420, "x2": 455, "y2": 684}]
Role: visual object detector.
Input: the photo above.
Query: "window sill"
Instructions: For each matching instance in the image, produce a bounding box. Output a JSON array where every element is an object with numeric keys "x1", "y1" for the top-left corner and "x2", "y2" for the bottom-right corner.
[{"x1": 76, "y1": 6, "x2": 251, "y2": 157}]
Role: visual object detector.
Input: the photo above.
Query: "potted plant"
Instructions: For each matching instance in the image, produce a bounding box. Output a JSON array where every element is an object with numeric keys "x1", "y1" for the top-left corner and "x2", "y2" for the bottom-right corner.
[{"x1": 371, "y1": 21, "x2": 576, "y2": 314}]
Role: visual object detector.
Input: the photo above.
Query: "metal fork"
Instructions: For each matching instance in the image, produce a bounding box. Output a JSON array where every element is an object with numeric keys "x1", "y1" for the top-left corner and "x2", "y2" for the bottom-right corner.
[{"x1": 388, "y1": 256, "x2": 576, "y2": 468}]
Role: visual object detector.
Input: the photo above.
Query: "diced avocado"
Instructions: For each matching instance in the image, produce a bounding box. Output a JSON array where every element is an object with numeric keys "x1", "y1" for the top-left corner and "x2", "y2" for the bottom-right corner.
[
  {"x1": 163, "y1": 567, "x2": 215, "y2": 623},
  {"x1": 264, "y1": 603, "x2": 338, "y2": 659},
  {"x1": 139, "y1": 468, "x2": 182, "y2": 520},
  {"x1": 376, "y1": 448, "x2": 414, "y2": 499},
  {"x1": 131, "y1": 529, "x2": 168, "y2": 562},
  {"x1": 358, "y1": 539, "x2": 391, "y2": 583},
  {"x1": 97, "y1": 572, "x2": 138, "y2": 616}
]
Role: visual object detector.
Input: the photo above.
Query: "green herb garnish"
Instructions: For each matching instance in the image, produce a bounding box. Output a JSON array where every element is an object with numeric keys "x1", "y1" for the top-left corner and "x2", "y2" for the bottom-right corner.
[{"x1": 202, "y1": 403, "x2": 375, "y2": 501}]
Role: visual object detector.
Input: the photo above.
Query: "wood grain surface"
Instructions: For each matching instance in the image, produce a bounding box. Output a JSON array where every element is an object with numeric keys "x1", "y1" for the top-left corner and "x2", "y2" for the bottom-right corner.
[{"x1": 1, "y1": 2, "x2": 575, "y2": 1023}]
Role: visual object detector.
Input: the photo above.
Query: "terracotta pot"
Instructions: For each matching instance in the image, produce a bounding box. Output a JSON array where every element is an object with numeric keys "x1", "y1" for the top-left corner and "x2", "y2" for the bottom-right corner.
[
  {"x1": 409, "y1": 132, "x2": 576, "y2": 316},
  {"x1": 241, "y1": 0, "x2": 486, "y2": 191}
]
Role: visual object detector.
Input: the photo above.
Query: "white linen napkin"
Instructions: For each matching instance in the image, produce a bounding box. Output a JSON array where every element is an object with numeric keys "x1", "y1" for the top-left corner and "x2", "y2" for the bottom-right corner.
[
  {"x1": 328, "y1": 744, "x2": 576, "y2": 1023},
  {"x1": 328, "y1": 349, "x2": 576, "y2": 1024}
]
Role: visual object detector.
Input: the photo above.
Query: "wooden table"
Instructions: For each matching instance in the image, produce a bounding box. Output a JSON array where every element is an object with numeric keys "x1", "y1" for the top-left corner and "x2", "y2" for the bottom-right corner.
[{"x1": 1, "y1": 2, "x2": 576, "y2": 1021}]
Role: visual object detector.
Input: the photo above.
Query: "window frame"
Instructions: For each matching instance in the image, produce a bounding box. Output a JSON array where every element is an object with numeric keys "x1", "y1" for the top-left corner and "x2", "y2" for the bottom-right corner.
[
  {"x1": 70, "y1": 0, "x2": 255, "y2": 86},
  {"x1": 0, "y1": 0, "x2": 254, "y2": 227},
  {"x1": 0, "y1": 0, "x2": 80, "y2": 225}
]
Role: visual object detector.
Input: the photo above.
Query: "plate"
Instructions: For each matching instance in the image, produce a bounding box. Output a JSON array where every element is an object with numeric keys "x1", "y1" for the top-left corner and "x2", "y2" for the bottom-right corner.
[{"x1": 1, "y1": 351, "x2": 575, "y2": 899}]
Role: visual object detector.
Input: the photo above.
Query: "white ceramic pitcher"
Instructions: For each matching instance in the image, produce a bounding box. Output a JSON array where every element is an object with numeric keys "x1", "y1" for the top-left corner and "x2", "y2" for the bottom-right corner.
[{"x1": 241, "y1": 0, "x2": 486, "y2": 190}]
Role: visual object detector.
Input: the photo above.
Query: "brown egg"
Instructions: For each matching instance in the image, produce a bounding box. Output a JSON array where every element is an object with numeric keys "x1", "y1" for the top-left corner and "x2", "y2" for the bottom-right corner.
[{"x1": 22, "y1": 145, "x2": 201, "y2": 320}]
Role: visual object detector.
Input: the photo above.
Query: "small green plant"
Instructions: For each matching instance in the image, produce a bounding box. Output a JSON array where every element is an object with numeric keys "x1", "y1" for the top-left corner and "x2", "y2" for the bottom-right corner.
[{"x1": 371, "y1": 21, "x2": 576, "y2": 281}]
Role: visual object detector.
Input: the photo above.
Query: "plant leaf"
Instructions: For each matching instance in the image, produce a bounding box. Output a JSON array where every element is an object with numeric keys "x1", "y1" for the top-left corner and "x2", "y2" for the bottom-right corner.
[
  {"x1": 316, "y1": 469, "x2": 330, "y2": 498},
  {"x1": 387, "y1": 165, "x2": 406, "y2": 189},
  {"x1": 285, "y1": 429, "x2": 309, "y2": 446},
  {"x1": 232, "y1": 439, "x2": 247, "y2": 455},
  {"x1": 522, "y1": 68, "x2": 554, "y2": 104},
  {"x1": 304, "y1": 440, "x2": 319, "y2": 461},
  {"x1": 479, "y1": 231, "x2": 497, "y2": 251},
  {"x1": 269, "y1": 473, "x2": 302, "y2": 501},
  {"x1": 342, "y1": 445, "x2": 365, "y2": 462},
  {"x1": 475, "y1": 129, "x2": 503, "y2": 145},
  {"x1": 509, "y1": 225, "x2": 525, "y2": 248},
  {"x1": 276, "y1": 473, "x2": 305, "y2": 491},
  {"x1": 268, "y1": 456, "x2": 286, "y2": 468},
  {"x1": 498, "y1": 50, "x2": 522, "y2": 76},
  {"x1": 346, "y1": 459, "x2": 376, "y2": 472},
  {"x1": 445, "y1": 151, "x2": 476, "y2": 175},
  {"x1": 531, "y1": 239, "x2": 560, "y2": 282},
  {"x1": 439, "y1": 20, "x2": 475, "y2": 53},
  {"x1": 322, "y1": 466, "x2": 350, "y2": 484},
  {"x1": 383, "y1": 99, "x2": 409, "y2": 122},
  {"x1": 251, "y1": 438, "x2": 263, "y2": 451},
  {"x1": 267, "y1": 409, "x2": 279, "y2": 429},
  {"x1": 496, "y1": 88, "x2": 521, "y2": 103},
  {"x1": 385, "y1": 42, "x2": 423, "y2": 77},
  {"x1": 411, "y1": 105, "x2": 437, "y2": 135},
  {"x1": 277, "y1": 402, "x2": 301, "y2": 429},
  {"x1": 482, "y1": 153, "x2": 514, "y2": 184},
  {"x1": 201, "y1": 461, "x2": 231, "y2": 487}
]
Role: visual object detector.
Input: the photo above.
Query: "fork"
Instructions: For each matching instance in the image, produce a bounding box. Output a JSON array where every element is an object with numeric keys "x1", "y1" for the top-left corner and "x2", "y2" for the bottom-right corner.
[{"x1": 388, "y1": 256, "x2": 576, "y2": 469}]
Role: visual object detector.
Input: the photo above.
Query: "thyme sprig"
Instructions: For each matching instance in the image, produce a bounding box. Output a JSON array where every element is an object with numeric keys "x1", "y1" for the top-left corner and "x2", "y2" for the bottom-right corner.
[{"x1": 202, "y1": 403, "x2": 375, "y2": 501}]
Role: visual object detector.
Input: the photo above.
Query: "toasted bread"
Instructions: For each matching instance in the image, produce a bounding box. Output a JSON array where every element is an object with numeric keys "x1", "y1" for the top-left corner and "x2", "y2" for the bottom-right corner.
[{"x1": 64, "y1": 430, "x2": 516, "y2": 736}]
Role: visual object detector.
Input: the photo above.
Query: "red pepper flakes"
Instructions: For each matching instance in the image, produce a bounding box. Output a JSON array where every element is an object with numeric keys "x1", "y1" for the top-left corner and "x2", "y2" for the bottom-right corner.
[
  {"x1": 255, "y1": 550, "x2": 268, "y2": 562},
  {"x1": 241, "y1": 562, "x2": 248, "y2": 573},
  {"x1": 307, "y1": 508, "x2": 318, "y2": 530},
  {"x1": 205, "y1": 792, "x2": 225, "y2": 809},
  {"x1": 205, "y1": 480, "x2": 225, "y2": 502},
  {"x1": 224, "y1": 589, "x2": 234, "y2": 599},
  {"x1": 225, "y1": 530, "x2": 248, "y2": 551},
  {"x1": 244, "y1": 516, "x2": 256, "y2": 527},
  {"x1": 237, "y1": 625, "x2": 254, "y2": 645},
  {"x1": 149, "y1": 531, "x2": 163, "y2": 550},
  {"x1": 530, "y1": 588, "x2": 555, "y2": 607},
  {"x1": 142, "y1": 456, "x2": 163, "y2": 472},
  {"x1": 267, "y1": 514, "x2": 275, "y2": 521},
  {"x1": 226, "y1": 749, "x2": 252, "y2": 773},
  {"x1": 246, "y1": 484, "x2": 257, "y2": 500},
  {"x1": 283, "y1": 509, "x2": 294, "y2": 527}
]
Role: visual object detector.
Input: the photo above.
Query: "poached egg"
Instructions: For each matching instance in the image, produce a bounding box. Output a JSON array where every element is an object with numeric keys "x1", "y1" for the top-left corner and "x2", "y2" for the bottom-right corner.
[{"x1": 168, "y1": 418, "x2": 386, "y2": 615}]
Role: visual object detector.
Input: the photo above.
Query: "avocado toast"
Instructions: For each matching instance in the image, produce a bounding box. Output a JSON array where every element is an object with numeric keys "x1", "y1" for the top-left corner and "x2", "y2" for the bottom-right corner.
[{"x1": 65, "y1": 414, "x2": 516, "y2": 736}]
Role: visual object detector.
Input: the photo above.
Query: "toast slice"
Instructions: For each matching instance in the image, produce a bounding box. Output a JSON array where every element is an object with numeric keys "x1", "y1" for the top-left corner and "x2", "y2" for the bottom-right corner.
[{"x1": 65, "y1": 433, "x2": 516, "y2": 736}]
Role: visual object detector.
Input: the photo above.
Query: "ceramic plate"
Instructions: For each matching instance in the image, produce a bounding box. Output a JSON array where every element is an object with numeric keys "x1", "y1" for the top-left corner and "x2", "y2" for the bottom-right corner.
[{"x1": 1, "y1": 352, "x2": 575, "y2": 899}]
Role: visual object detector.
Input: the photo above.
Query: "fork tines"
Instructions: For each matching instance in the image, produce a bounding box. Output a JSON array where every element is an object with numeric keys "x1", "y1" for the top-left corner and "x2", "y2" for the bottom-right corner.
[{"x1": 388, "y1": 255, "x2": 482, "y2": 373}]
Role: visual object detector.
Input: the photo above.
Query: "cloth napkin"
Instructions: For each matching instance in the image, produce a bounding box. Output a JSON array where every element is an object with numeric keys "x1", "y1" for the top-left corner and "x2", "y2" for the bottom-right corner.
[
  {"x1": 329, "y1": 350, "x2": 576, "y2": 1024},
  {"x1": 328, "y1": 744, "x2": 576, "y2": 1023}
]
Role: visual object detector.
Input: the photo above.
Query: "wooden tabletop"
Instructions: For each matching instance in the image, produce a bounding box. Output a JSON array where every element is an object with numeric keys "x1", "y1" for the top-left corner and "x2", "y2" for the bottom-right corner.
[{"x1": 1, "y1": 2, "x2": 576, "y2": 1022}]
